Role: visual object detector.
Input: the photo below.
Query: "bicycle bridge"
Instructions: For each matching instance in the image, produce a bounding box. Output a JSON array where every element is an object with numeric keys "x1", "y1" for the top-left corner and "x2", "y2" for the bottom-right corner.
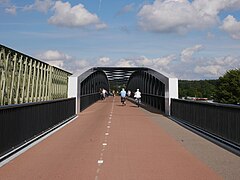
[{"x1": 0, "y1": 44, "x2": 239, "y2": 180}]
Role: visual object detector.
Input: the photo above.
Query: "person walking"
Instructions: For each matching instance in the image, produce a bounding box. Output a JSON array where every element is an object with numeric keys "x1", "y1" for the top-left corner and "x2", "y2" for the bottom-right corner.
[
  {"x1": 134, "y1": 89, "x2": 141, "y2": 107},
  {"x1": 127, "y1": 90, "x2": 131, "y2": 97},
  {"x1": 120, "y1": 88, "x2": 127, "y2": 106}
]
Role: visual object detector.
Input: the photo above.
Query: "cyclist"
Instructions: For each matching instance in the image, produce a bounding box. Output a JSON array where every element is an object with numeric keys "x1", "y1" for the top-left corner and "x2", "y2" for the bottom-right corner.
[
  {"x1": 120, "y1": 88, "x2": 127, "y2": 106},
  {"x1": 134, "y1": 89, "x2": 141, "y2": 107}
]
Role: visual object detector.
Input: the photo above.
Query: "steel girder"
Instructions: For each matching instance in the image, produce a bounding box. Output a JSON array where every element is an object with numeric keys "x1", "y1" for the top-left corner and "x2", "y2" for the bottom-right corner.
[
  {"x1": 0, "y1": 44, "x2": 71, "y2": 106},
  {"x1": 126, "y1": 68, "x2": 178, "y2": 115},
  {"x1": 68, "y1": 68, "x2": 109, "y2": 112},
  {"x1": 94, "y1": 67, "x2": 148, "y2": 88},
  {"x1": 69, "y1": 67, "x2": 178, "y2": 115},
  {"x1": 127, "y1": 70, "x2": 165, "y2": 113}
]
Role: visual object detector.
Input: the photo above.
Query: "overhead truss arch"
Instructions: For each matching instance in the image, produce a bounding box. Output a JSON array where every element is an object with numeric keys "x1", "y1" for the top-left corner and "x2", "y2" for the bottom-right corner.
[
  {"x1": 126, "y1": 68, "x2": 178, "y2": 115},
  {"x1": 69, "y1": 67, "x2": 178, "y2": 115},
  {"x1": 68, "y1": 68, "x2": 109, "y2": 112}
]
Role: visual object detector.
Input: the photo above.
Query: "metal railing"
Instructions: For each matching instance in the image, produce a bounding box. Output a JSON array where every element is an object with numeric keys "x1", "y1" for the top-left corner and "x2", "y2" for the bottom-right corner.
[
  {"x1": 126, "y1": 93, "x2": 165, "y2": 114},
  {"x1": 141, "y1": 93, "x2": 165, "y2": 113},
  {"x1": 0, "y1": 44, "x2": 71, "y2": 106},
  {"x1": 80, "y1": 93, "x2": 100, "y2": 111},
  {"x1": 171, "y1": 99, "x2": 240, "y2": 146},
  {"x1": 0, "y1": 98, "x2": 76, "y2": 157}
]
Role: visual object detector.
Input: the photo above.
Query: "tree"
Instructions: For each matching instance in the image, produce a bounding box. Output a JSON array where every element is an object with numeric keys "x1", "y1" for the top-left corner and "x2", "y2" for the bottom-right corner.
[
  {"x1": 214, "y1": 68, "x2": 240, "y2": 104},
  {"x1": 178, "y1": 80, "x2": 217, "y2": 99}
]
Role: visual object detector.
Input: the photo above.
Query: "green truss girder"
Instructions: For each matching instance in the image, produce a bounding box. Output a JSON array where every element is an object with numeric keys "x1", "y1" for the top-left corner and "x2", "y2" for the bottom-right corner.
[{"x1": 0, "y1": 44, "x2": 71, "y2": 106}]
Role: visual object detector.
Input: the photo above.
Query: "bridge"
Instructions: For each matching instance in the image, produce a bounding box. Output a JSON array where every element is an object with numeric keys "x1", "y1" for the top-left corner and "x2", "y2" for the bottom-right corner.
[{"x1": 0, "y1": 44, "x2": 240, "y2": 179}]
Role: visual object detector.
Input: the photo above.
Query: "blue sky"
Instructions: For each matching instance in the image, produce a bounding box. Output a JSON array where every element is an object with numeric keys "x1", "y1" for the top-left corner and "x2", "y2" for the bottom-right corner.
[{"x1": 1, "y1": 0, "x2": 240, "y2": 80}]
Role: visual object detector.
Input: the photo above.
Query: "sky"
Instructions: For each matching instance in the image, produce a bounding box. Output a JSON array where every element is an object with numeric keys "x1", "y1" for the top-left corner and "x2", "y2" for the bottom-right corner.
[{"x1": 0, "y1": 0, "x2": 240, "y2": 80}]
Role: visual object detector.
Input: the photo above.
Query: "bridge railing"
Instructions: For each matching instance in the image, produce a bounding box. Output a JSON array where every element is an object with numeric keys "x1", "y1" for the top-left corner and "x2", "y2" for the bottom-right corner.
[
  {"x1": 141, "y1": 93, "x2": 165, "y2": 113},
  {"x1": 0, "y1": 98, "x2": 76, "y2": 158},
  {"x1": 171, "y1": 99, "x2": 240, "y2": 146},
  {"x1": 0, "y1": 44, "x2": 71, "y2": 106},
  {"x1": 80, "y1": 93, "x2": 100, "y2": 111}
]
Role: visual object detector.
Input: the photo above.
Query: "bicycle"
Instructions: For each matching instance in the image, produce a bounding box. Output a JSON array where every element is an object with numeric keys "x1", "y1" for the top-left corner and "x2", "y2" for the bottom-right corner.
[
  {"x1": 121, "y1": 97, "x2": 126, "y2": 106},
  {"x1": 136, "y1": 98, "x2": 141, "y2": 107}
]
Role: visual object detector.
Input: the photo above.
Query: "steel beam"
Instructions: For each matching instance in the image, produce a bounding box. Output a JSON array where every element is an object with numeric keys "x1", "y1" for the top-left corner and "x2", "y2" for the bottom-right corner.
[{"x1": 0, "y1": 44, "x2": 72, "y2": 106}]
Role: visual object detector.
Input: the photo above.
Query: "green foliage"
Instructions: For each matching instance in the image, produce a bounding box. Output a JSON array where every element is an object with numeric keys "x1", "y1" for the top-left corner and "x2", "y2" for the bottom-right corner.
[
  {"x1": 213, "y1": 68, "x2": 240, "y2": 104},
  {"x1": 179, "y1": 80, "x2": 217, "y2": 99}
]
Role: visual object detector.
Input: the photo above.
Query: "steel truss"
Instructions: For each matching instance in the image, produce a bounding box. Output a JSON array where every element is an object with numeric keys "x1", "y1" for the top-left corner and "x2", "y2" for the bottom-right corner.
[
  {"x1": 0, "y1": 44, "x2": 71, "y2": 106},
  {"x1": 127, "y1": 69, "x2": 166, "y2": 113}
]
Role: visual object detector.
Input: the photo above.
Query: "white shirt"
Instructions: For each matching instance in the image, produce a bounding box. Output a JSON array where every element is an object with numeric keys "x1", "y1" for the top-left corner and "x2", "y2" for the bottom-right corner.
[{"x1": 134, "y1": 91, "x2": 141, "y2": 98}]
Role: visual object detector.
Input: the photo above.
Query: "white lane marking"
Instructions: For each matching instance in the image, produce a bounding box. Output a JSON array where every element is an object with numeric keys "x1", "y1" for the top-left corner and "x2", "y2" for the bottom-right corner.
[
  {"x1": 96, "y1": 168, "x2": 100, "y2": 173},
  {"x1": 98, "y1": 160, "x2": 104, "y2": 164},
  {"x1": 95, "y1": 101, "x2": 115, "y2": 180}
]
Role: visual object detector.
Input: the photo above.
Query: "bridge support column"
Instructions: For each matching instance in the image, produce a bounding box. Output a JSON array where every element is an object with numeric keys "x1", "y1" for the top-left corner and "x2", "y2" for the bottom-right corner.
[
  {"x1": 68, "y1": 76, "x2": 78, "y2": 114},
  {"x1": 165, "y1": 78, "x2": 178, "y2": 115}
]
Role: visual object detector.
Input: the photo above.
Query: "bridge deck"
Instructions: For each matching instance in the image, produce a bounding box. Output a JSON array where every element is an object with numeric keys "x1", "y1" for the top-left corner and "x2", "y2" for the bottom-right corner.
[{"x1": 0, "y1": 97, "x2": 239, "y2": 180}]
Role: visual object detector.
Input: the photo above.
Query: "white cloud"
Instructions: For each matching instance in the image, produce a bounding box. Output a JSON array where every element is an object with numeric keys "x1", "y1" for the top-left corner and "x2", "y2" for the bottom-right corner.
[
  {"x1": 137, "y1": 0, "x2": 240, "y2": 33},
  {"x1": 47, "y1": 60, "x2": 64, "y2": 68},
  {"x1": 62, "y1": 59, "x2": 91, "y2": 73},
  {"x1": 108, "y1": 55, "x2": 176, "y2": 75},
  {"x1": 73, "y1": 60, "x2": 90, "y2": 69},
  {"x1": 194, "y1": 65, "x2": 222, "y2": 77},
  {"x1": 48, "y1": 1, "x2": 107, "y2": 29},
  {"x1": 194, "y1": 56, "x2": 240, "y2": 78},
  {"x1": 5, "y1": 5, "x2": 16, "y2": 15},
  {"x1": 135, "y1": 56, "x2": 153, "y2": 66},
  {"x1": 23, "y1": 0, "x2": 54, "y2": 13},
  {"x1": 193, "y1": 0, "x2": 240, "y2": 13},
  {"x1": 97, "y1": 57, "x2": 111, "y2": 66},
  {"x1": 134, "y1": 55, "x2": 175, "y2": 70},
  {"x1": 115, "y1": 59, "x2": 136, "y2": 67},
  {"x1": 36, "y1": 50, "x2": 71, "y2": 61},
  {"x1": 181, "y1": 44, "x2": 203, "y2": 62},
  {"x1": 36, "y1": 50, "x2": 71, "y2": 69},
  {"x1": 35, "y1": 50, "x2": 92, "y2": 72},
  {"x1": 153, "y1": 55, "x2": 176, "y2": 67},
  {"x1": 220, "y1": 15, "x2": 240, "y2": 40},
  {"x1": 35, "y1": 49, "x2": 240, "y2": 80}
]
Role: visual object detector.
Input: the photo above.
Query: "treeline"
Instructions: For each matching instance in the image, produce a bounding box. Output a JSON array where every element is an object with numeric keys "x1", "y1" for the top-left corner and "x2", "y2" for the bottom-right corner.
[{"x1": 178, "y1": 80, "x2": 217, "y2": 99}]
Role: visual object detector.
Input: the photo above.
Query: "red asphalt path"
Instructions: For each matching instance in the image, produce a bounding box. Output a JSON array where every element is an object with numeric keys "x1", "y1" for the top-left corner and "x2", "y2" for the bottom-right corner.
[{"x1": 0, "y1": 96, "x2": 222, "y2": 180}]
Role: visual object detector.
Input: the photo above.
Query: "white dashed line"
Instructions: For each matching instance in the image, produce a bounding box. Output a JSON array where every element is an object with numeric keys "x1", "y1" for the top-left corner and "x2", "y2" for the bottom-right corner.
[
  {"x1": 97, "y1": 160, "x2": 104, "y2": 164},
  {"x1": 96, "y1": 168, "x2": 100, "y2": 173},
  {"x1": 95, "y1": 101, "x2": 115, "y2": 180}
]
